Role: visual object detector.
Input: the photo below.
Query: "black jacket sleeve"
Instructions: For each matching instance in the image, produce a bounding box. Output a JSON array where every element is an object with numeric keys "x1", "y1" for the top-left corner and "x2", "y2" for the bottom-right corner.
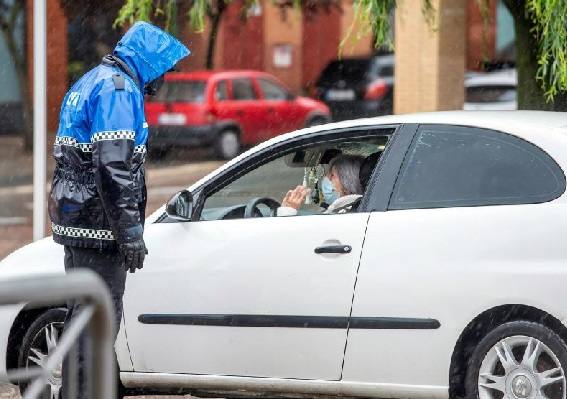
[{"x1": 90, "y1": 87, "x2": 144, "y2": 244}]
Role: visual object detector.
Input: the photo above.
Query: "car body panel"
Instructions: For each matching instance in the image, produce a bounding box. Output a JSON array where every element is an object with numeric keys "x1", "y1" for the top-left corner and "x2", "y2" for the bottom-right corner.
[
  {"x1": 145, "y1": 70, "x2": 330, "y2": 149},
  {"x1": 343, "y1": 203, "x2": 567, "y2": 386},
  {"x1": 123, "y1": 213, "x2": 370, "y2": 379},
  {"x1": 2, "y1": 111, "x2": 567, "y2": 397}
]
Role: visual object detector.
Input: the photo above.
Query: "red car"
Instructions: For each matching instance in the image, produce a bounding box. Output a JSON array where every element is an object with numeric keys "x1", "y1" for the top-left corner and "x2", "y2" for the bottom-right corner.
[{"x1": 145, "y1": 70, "x2": 331, "y2": 159}]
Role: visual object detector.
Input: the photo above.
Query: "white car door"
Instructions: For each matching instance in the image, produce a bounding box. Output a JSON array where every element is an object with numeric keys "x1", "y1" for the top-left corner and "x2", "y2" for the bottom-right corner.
[{"x1": 121, "y1": 133, "x2": 391, "y2": 380}]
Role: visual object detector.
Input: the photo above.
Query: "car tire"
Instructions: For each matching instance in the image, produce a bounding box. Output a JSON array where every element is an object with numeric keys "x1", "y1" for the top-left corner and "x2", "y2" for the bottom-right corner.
[
  {"x1": 215, "y1": 129, "x2": 240, "y2": 160},
  {"x1": 305, "y1": 116, "x2": 330, "y2": 128},
  {"x1": 17, "y1": 308, "x2": 126, "y2": 399},
  {"x1": 18, "y1": 308, "x2": 66, "y2": 399},
  {"x1": 464, "y1": 321, "x2": 567, "y2": 399},
  {"x1": 148, "y1": 145, "x2": 170, "y2": 160}
]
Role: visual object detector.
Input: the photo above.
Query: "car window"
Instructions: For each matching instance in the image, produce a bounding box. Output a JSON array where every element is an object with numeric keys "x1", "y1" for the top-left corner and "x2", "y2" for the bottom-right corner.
[
  {"x1": 466, "y1": 85, "x2": 516, "y2": 103},
  {"x1": 200, "y1": 139, "x2": 387, "y2": 221},
  {"x1": 377, "y1": 64, "x2": 394, "y2": 77},
  {"x1": 215, "y1": 80, "x2": 229, "y2": 101},
  {"x1": 317, "y1": 59, "x2": 371, "y2": 85},
  {"x1": 231, "y1": 78, "x2": 257, "y2": 100},
  {"x1": 390, "y1": 126, "x2": 565, "y2": 209},
  {"x1": 155, "y1": 81, "x2": 206, "y2": 103},
  {"x1": 258, "y1": 78, "x2": 289, "y2": 100}
]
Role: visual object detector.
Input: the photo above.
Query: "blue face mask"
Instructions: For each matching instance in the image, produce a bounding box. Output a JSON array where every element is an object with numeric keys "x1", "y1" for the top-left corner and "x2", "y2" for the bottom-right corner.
[{"x1": 321, "y1": 176, "x2": 339, "y2": 205}]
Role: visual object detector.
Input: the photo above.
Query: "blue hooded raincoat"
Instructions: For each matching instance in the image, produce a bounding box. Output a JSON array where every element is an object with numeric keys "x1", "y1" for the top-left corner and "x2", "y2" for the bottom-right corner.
[{"x1": 49, "y1": 22, "x2": 190, "y2": 249}]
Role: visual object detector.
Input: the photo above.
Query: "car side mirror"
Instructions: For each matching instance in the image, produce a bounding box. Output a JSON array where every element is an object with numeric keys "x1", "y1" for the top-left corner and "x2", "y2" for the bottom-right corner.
[
  {"x1": 287, "y1": 92, "x2": 296, "y2": 101},
  {"x1": 166, "y1": 189, "x2": 194, "y2": 221}
]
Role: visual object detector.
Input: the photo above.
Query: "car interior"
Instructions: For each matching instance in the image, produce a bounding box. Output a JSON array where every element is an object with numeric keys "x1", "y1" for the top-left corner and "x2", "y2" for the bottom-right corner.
[{"x1": 199, "y1": 136, "x2": 389, "y2": 221}]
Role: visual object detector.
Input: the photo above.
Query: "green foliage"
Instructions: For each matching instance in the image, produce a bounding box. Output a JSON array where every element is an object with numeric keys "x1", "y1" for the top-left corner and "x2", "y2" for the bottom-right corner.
[
  {"x1": 116, "y1": 0, "x2": 567, "y2": 101},
  {"x1": 115, "y1": 0, "x2": 181, "y2": 32},
  {"x1": 525, "y1": 0, "x2": 567, "y2": 101},
  {"x1": 340, "y1": 0, "x2": 434, "y2": 55}
]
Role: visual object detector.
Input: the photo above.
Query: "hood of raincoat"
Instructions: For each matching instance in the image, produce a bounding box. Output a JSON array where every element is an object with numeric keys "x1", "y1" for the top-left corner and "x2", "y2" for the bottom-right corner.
[{"x1": 113, "y1": 21, "x2": 190, "y2": 87}]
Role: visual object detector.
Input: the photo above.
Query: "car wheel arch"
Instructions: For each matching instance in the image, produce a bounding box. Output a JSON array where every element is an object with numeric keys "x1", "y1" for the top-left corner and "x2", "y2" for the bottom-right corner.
[
  {"x1": 449, "y1": 304, "x2": 567, "y2": 399},
  {"x1": 305, "y1": 113, "x2": 330, "y2": 128},
  {"x1": 6, "y1": 306, "x2": 64, "y2": 376},
  {"x1": 216, "y1": 121, "x2": 242, "y2": 138}
]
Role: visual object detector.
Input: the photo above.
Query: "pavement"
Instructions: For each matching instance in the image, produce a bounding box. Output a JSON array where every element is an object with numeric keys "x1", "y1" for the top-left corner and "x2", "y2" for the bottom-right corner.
[{"x1": 0, "y1": 135, "x2": 222, "y2": 398}]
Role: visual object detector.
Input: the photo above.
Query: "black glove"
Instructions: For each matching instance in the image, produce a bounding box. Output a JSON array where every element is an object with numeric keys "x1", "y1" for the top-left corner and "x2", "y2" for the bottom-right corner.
[{"x1": 119, "y1": 239, "x2": 147, "y2": 273}]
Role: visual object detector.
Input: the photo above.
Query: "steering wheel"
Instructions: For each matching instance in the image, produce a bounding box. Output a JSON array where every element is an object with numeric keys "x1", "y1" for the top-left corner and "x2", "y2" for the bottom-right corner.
[{"x1": 244, "y1": 197, "x2": 281, "y2": 218}]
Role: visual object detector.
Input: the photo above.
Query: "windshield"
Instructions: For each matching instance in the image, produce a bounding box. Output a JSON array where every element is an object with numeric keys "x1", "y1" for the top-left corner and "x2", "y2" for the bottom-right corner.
[
  {"x1": 153, "y1": 80, "x2": 207, "y2": 103},
  {"x1": 317, "y1": 59, "x2": 371, "y2": 84},
  {"x1": 466, "y1": 85, "x2": 516, "y2": 103}
]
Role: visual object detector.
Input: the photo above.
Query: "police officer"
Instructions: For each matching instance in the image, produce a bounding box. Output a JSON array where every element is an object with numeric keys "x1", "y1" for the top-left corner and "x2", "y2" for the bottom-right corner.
[{"x1": 48, "y1": 22, "x2": 189, "y2": 398}]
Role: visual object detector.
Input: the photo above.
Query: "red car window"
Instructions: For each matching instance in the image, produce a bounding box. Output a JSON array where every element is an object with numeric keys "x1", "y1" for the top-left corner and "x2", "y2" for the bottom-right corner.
[
  {"x1": 258, "y1": 78, "x2": 289, "y2": 100},
  {"x1": 154, "y1": 81, "x2": 206, "y2": 103},
  {"x1": 215, "y1": 80, "x2": 229, "y2": 101},
  {"x1": 231, "y1": 78, "x2": 258, "y2": 100}
]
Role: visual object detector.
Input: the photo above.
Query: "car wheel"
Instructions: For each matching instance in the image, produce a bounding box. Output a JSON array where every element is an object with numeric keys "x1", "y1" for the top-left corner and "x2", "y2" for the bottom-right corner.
[
  {"x1": 148, "y1": 145, "x2": 170, "y2": 160},
  {"x1": 465, "y1": 321, "x2": 567, "y2": 399},
  {"x1": 18, "y1": 308, "x2": 66, "y2": 399},
  {"x1": 215, "y1": 129, "x2": 240, "y2": 160},
  {"x1": 305, "y1": 116, "x2": 329, "y2": 128},
  {"x1": 17, "y1": 308, "x2": 126, "y2": 399}
]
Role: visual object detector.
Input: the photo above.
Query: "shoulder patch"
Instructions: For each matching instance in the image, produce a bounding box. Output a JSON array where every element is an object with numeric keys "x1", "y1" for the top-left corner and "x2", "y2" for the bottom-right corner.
[{"x1": 112, "y1": 74, "x2": 125, "y2": 90}]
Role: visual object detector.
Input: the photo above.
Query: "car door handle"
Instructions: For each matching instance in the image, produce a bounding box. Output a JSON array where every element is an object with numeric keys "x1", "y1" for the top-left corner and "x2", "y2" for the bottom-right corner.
[
  {"x1": 314, "y1": 244, "x2": 352, "y2": 254},
  {"x1": 236, "y1": 110, "x2": 245, "y2": 116},
  {"x1": 268, "y1": 107, "x2": 275, "y2": 113}
]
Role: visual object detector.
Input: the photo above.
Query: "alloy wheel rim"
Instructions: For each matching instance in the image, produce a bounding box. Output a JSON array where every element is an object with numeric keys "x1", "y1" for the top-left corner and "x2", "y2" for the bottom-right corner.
[
  {"x1": 27, "y1": 322, "x2": 64, "y2": 399},
  {"x1": 479, "y1": 335, "x2": 566, "y2": 399},
  {"x1": 221, "y1": 132, "x2": 238, "y2": 158}
]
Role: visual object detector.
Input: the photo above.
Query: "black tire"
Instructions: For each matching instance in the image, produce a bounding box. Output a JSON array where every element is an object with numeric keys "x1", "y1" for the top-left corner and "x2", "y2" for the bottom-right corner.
[
  {"x1": 464, "y1": 321, "x2": 567, "y2": 399},
  {"x1": 18, "y1": 308, "x2": 66, "y2": 399},
  {"x1": 17, "y1": 308, "x2": 126, "y2": 399},
  {"x1": 305, "y1": 116, "x2": 330, "y2": 128},
  {"x1": 148, "y1": 145, "x2": 170, "y2": 160},
  {"x1": 215, "y1": 129, "x2": 241, "y2": 160}
]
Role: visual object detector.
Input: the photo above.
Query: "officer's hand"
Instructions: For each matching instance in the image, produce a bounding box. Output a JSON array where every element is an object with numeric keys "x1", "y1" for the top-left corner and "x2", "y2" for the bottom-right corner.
[{"x1": 119, "y1": 239, "x2": 147, "y2": 273}]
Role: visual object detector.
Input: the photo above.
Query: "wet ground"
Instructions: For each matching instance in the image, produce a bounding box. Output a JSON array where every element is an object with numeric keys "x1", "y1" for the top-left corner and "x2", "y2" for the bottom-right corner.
[{"x1": 0, "y1": 383, "x2": 199, "y2": 398}]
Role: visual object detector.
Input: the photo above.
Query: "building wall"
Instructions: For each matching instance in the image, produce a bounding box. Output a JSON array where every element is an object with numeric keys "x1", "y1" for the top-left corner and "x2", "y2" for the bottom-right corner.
[
  {"x1": 302, "y1": 7, "x2": 341, "y2": 90},
  {"x1": 263, "y1": 3, "x2": 303, "y2": 92},
  {"x1": 26, "y1": 0, "x2": 68, "y2": 135},
  {"x1": 222, "y1": 0, "x2": 264, "y2": 71},
  {"x1": 339, "y1": 1, "x2": 372, "y2": 57},
  {"x1": 466, "y1": 0, "x2": 496, "y2": 70}
]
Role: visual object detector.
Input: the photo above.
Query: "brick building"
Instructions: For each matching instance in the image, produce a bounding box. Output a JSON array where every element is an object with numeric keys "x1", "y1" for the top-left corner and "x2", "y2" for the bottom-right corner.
[{"x1": 0, "y1": 0, "x2": 515, "y2": 136}]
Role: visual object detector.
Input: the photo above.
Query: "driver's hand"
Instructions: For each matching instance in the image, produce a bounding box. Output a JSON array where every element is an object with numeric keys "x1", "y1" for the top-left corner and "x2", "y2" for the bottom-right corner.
[{"x1": 282, "y1": 186, "x2": 311, "y2": 210}]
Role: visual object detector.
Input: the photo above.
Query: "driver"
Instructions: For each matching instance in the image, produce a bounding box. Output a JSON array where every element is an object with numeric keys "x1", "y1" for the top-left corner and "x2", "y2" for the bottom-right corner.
[{"x1": 277, "y1": 154, "x2": 364, "y2": 216}]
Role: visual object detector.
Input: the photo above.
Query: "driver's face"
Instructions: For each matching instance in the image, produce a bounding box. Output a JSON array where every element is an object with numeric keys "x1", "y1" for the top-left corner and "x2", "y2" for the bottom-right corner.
[{"x1": 327, "y1": 168, "x2": 345, "y2": 196}]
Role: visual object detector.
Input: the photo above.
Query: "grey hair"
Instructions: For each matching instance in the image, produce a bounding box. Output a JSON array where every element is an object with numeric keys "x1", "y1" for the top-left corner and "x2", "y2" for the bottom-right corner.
[{"x1": 328, "y1": 154, "x2": 364, "y2": 195}]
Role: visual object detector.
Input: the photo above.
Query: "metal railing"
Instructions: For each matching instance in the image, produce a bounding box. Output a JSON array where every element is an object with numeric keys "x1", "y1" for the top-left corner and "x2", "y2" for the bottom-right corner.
[{"x1": 0, "y1": 270, "x2": 116, "y2": 399}]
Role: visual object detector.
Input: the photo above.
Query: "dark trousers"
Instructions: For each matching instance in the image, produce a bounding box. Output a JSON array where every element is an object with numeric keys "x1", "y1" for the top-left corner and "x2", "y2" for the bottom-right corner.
[{"x1": 62, "y1": 246, "x2": 126, "y2": 399}]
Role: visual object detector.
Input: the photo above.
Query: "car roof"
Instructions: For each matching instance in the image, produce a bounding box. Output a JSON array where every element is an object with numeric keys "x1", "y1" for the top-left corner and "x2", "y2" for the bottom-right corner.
[
  {"x1": 165, "y1": 70, "x2": 274, "y2": 82},
  {"x1": 191, "y1": 111, "x2": 567, "y2": 187}
]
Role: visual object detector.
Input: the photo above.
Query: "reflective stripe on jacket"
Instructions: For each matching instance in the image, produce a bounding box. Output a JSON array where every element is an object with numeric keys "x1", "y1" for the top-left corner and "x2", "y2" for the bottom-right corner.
[{"x1": 49, "y1": 22, "x2": 190, "y2": 249}]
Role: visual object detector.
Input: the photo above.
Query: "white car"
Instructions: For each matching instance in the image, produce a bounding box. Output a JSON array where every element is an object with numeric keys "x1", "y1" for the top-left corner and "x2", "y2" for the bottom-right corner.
[
  {"x1": 464, "y1": 70, "x2": 517, "y2": 111},
  {"x1": 1, "y1": 111, "x2": 567, "y2": 399}
]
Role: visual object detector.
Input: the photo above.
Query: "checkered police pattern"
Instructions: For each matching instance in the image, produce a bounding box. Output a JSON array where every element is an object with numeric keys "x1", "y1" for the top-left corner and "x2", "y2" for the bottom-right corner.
[
  {"x1": 54, "y1": 136, "x2": 93, "y2": 153},
  {"x1": 134, "y1": 145, "x2": 147, "y2": 154},
  {"x1": 91, "y1": 130, "x2": 135, "y2": 142},
  {"x1": 51, "y1": 223, "x2": 115, "y2": 241}
]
